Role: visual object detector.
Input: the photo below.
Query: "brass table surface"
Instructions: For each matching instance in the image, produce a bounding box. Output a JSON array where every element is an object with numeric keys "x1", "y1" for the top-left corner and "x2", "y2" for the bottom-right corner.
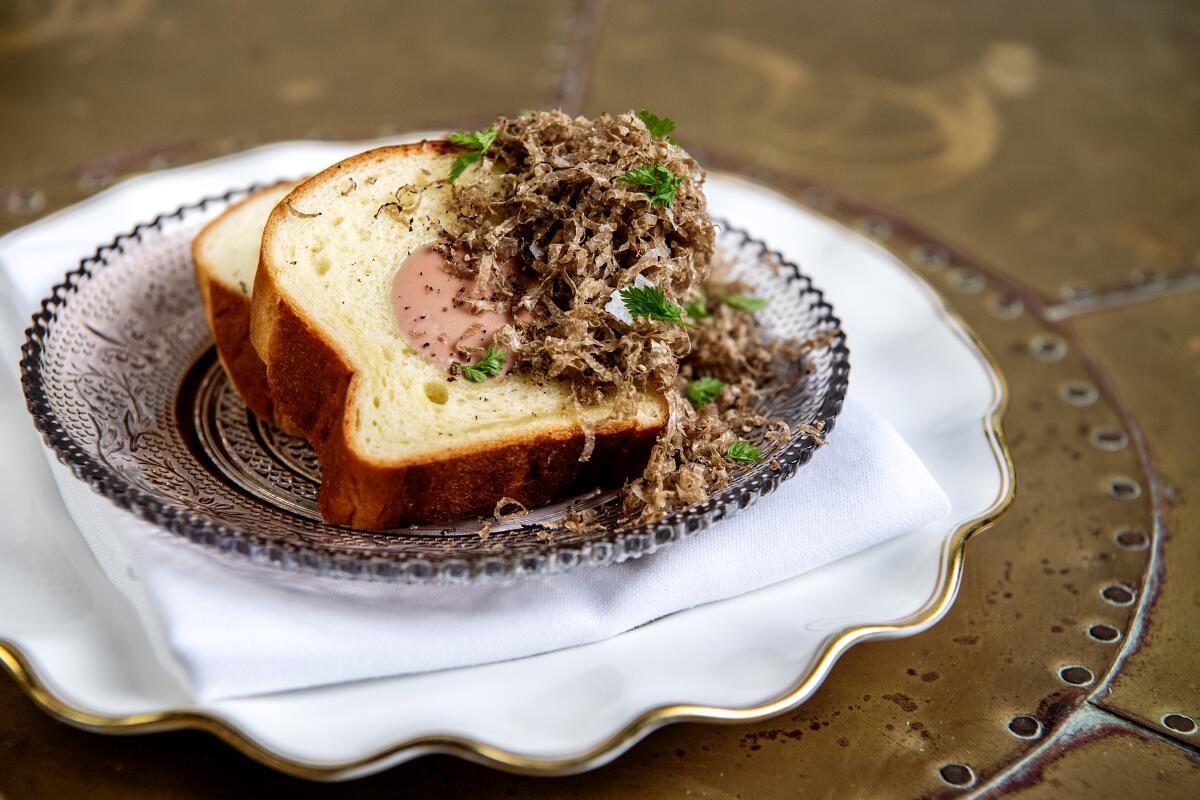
[{"x1": 1, "y1": 1, "x2": 1198, "y2": 797}]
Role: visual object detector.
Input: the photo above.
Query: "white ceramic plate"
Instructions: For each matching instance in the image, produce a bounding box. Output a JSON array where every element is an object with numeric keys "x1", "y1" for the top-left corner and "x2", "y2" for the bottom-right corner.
[{"x1": 0, "y1": 138, "x2": 1011, "y2": 779}]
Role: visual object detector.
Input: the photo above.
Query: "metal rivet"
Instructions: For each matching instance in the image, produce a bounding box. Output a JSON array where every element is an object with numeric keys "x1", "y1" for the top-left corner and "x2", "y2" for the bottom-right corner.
[
  {"x1": 856, "y1": 217, "x2": 893, "y2": 241},
  {"x1": 1058, "y1": 282, "x2": 1094, "y2": 301},
  {"x1": 948, "y1": 267, "x2": 986, "y2": 294},
  {"x1": 911, "y1": 244, "x2": 950, "y2": 270},
  {"x1": 1008, "y1": 715, "x2": 1042, "y2": 739},
  {"x1": 1060, "y1": 381, "x2": 1098, "y2": 406},
  {"x1": 1031, "y1": 335, "x2": 1067, "y2": 361},
  {"x1": 78, "y1": 169, "x2": 115, "y2": 193},
  {"x1": 1162, "y1": 714, "x2": 1197, "y2": 735},
  {"x1": 6, "y1": 187, "x2": 46, "y2": 215},
  {"x1": 938, "y1": 764, "x2": 976, "y2": 787},
  {"x1": 1087, "y1": 623, "x2": 1121, "y2": 642},
  {"x1": 1059, "y1": 665, "x2": 1095, "y2": 686},
  {"x1": 1107, "y1": 477, "x2": 1141, "y2": 500},
  {"x1": 219, "y1": 135, "x2": 258, "y2": 154},
  {"x1": 1090, "y1": 428, "x2": 1129, "y2": 451},
  {"x1": 148, "y1": 153, "x2": 178, "y2": 170},
  {"x1": 800, "y1": 189, "x2": 837, "y2": 212},
  {"x1": 1115, "y1": 529, "x2": 1148, "y2": 549},
  {"x1": 988, "y1": 293, "x2": 1024, "y2": 320},
  {"x1": 1131, "y1": 268, "x2": 1167, "y2": 288},
  {"x1": 1101, "y1": 584, "x2": 1136, "y2": 606}
]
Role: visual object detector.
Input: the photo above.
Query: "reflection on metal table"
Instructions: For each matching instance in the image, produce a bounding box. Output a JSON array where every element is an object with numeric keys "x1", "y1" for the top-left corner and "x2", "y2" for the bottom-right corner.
[{"x1": 0, "y1": 1, "x2": 1197, "y2": 797}]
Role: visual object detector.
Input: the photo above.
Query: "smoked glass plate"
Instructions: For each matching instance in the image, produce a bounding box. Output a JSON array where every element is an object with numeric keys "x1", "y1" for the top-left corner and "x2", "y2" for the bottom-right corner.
[{"x1": 20, "y1": 190, "x2": 848, "y2": 583}]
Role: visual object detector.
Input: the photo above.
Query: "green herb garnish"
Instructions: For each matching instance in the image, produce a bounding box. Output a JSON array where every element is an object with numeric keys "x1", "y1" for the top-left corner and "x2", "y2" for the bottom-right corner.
[
  {"x1": 684, "y1": 289, "x2": 712, "y2": 321},
  {"x1": 726, "y1": 441, "x2": 763, "y2": 463},
  {"x1": 686, "y1": 377, "x2": 725, "y2": 407},
  {"x1": 620, "y1": 285, "x2": 695, "y2": 328},
  {"x1": 636, "y1": 110, "x2": 676, "y2": 142},
  {"x1": 722, "y1": 293, "x2": 768, "y2": 313},
  {"x1": 617, "y1": 163, "x2": 683, "y2": 208},
  {"x1": 455, "y1": 346, "x2": 507, "y2": 382},
  {"x1": 448, "y1": 125, "x2": 498, "y2": 182}
]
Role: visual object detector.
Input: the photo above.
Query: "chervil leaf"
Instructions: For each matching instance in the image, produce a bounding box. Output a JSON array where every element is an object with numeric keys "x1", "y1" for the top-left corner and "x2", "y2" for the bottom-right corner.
[
  {"x1": 449, "y1": 126, "x2": 498, "y2": 153},
  {"x1": 636, "y1": 110, "x2": 676, "y2": 141},
  {"x1": 448, "y1": 153, "x2": 480, "y2": 182},
  {"x1": 620, "y1": 285, "x2": 694, "y2": 328},
  {"x1": 686, "y1": 377, "x2": 725, "y2": 407},
  {"x1": 617, "y1": 163, "x2": 683, "y2": 208},
  {"x1": 448, "y1": 125, "x2": 498, "y2": 182},
  {"x1": 455, "y1": 346, "x2": 507, "y2": 382},
  {"x1": 722, "y1": 293, "x2": 768, "y2": 313},
  {"x1": 684, "y1": 289, "x2": 712, "y2": 321},
  {"x1": 726, "y1": 441, "x2": 762, "y2": 463}
]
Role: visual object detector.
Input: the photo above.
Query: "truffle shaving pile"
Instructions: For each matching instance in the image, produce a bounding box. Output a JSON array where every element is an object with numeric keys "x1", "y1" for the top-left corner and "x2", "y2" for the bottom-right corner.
[
  {"x1": 622, "y1": 289, "x2": 807, "y2": 520},
  {"x1": 442, "y1": 111, "x2": 804, "y2": 523},
  {"x1": 444, "y1": 111, "x2": 712, "y2": 408}
]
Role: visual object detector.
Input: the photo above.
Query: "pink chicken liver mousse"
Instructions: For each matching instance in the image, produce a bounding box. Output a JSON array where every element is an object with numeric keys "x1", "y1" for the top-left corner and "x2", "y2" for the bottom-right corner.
[{"x1": 391, "y1": 246, "x2": 513, "y2": 372}]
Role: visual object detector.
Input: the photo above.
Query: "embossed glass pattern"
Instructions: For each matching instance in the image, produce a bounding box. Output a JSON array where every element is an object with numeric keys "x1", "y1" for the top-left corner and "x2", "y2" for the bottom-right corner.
[{"x1": 21, "y1": 189, "x2": 849, "y2": 583}]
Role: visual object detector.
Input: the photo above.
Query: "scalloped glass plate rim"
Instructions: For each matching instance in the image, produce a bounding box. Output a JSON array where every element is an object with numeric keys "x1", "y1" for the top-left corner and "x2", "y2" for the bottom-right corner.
[{"x1": 16, "y1": 192, "x2": 848, "y2": 581}]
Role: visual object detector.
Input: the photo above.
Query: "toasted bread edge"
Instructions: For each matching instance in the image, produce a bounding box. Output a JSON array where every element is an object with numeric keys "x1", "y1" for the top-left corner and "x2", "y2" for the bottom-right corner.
[{"x1": 193, "y1": 183, "x2": 297, "y2": 427}]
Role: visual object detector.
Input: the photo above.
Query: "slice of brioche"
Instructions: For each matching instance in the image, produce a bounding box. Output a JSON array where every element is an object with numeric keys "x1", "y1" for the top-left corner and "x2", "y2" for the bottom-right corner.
[
  {"x1": 193, "y1": 182, "x2": 298, "y2": 428},
  {"x1": 251, "y1": 142, "x2": 666, "y2": 529}
]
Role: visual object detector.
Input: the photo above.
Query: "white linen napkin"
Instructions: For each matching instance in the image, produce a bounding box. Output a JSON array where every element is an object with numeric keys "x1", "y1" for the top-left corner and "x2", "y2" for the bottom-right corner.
[
  {"x1": 0, "y1": 158, "x2": 952, "y2": 701},
  {"x1": 38, "y1": 400, "x2": 946, "y2": 700}
]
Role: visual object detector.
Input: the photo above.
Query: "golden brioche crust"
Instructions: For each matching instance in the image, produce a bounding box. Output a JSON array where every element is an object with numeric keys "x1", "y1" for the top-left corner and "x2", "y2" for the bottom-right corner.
[{"x1": 192, "y1": 183, "x2": 297, "y2": 430}]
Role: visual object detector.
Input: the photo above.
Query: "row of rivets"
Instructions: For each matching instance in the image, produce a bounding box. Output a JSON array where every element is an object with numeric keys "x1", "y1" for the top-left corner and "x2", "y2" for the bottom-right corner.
[
  {"x1": 898, "y1": 239, "x2": 1076, "y2": 791},
  {"x1": 5, "y1": 187, "x2": 46, "y2": 215},
  {"x1": 799, "y1": 220, "x2": 1176, "y2": 790},
  {"x1": 5, "y1": 143, "x2": 205, "y2": 222}
]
